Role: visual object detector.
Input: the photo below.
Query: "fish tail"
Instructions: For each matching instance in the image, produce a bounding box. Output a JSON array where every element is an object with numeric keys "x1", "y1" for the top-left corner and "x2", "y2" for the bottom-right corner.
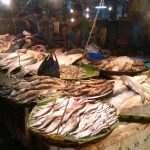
[
  {"x1": 143, "y1": 92, "x2": 150, "y2": 101},
  {"x1": 6, "y1": 69, "x2": 13, "y2": 77},
  {"x1": 16, "y1": 70, "x2": 26, "y2": 78}
]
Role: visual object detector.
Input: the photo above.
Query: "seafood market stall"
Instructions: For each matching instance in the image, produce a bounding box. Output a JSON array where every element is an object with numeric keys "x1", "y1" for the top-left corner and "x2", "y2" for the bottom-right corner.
[{"x1": 1, "y1": 34, "x2": 150, "y2": 150}]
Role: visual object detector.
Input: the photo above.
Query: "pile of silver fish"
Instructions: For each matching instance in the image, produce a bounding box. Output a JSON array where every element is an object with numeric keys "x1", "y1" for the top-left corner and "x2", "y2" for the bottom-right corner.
[
  {"x1": 0, "y1": 50, "x2": 46, "y2": 76},
  {"x1": 92, "y1": 56, "x2": 147, "y2": 73},
  {"x1": 29, "y1": 97, "x2": 118, "y2": 139},
  {"x1": 108, "y1": 71, "x2": 150, "y2": 113}
]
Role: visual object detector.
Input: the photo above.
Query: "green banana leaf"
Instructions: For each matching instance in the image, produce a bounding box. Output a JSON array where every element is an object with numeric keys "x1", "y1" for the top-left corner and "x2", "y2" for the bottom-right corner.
[
  {"x1": 119, "y1": 104, "x2": 150, "y2": 122},
  {"x1": 60, "y1": 64, "x2": 99, "y2": 80},
  {"x1": 37, "y1": 96, "x2": 63, "y2": 106},
  {"x1": 146, "y1": 63, "x2": 150, "y2": 70}
]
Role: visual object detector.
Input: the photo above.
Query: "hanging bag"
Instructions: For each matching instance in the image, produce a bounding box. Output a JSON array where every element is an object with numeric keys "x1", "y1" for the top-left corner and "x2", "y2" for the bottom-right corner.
[{"x1": 38, "y1": 53, "x2": 60, "y2": 78}]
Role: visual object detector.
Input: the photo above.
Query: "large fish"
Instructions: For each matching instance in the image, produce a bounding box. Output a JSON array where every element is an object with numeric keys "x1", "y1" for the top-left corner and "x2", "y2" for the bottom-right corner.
[
  {"x1": 5, "y1": 58, "x2": 37, "y2": 76},
  {"x1": 17, "y1": 60, "x2": 43, "y2": 77},
  {"x1": 121, "y1": 75, "x2": 150, "y2": 103},
  {"x1": 109, "y1": 90, "x2": 136, "y2": 108}
]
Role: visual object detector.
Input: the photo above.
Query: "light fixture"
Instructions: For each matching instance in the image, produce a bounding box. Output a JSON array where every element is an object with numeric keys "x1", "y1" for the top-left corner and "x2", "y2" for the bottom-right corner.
[
  {"x1": 86, "y1": 14, "x2": 89, "y2": 18},
  {"x1": 1, "y1": 0, "x2": 11, "y2": 6},
  {"x1": 95, "y1": 6, "x2": 107, "y2": 9},
  {"x1": 108, "y1": 6, "x2": 112, "y2": 11},
  {"x1": 71, "y1": 18, "x2": 75, "y2": 22},
  {"x1": 70, "y1": 9, "x2": 74, "y2": 13},
  {"x1": 86, "y1": 8, "x2": 90, "y2": 12}
]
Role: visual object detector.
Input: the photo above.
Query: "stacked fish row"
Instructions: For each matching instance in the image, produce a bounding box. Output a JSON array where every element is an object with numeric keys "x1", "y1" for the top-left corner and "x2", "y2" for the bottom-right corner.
[
  {"x1": 0, "y1": 76, "x2": 114, "y2": 105},
  {"x1": 29, "y1": 97, "x2": 118, "y2": 139},
  {"x1": 63, "y1": 79, "x2": 114, "y2": 97},
  {"x1": 0, "y1": 76, "x2": 65, "y2": 104},
  {"x1": 92, "y1": 56, "x2": 147, "y2": 74}
]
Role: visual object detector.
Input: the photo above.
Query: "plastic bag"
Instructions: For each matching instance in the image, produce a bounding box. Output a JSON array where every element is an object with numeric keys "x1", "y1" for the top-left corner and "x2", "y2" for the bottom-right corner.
[{"x1": 38, "y1": 53, "x2": 60, "y2": 78}]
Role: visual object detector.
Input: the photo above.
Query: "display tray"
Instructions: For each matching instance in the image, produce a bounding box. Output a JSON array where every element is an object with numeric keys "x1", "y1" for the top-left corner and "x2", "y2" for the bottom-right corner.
[{"x1": 27, "y1": 97, "x2": 118, "y2": 146}]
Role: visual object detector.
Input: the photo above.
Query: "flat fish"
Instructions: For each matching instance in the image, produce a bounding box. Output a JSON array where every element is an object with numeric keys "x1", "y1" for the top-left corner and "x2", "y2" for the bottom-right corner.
[
  {"x1": 17, "y1": 61, "x2": 43, "y2": 77},
  {"x1": 6, "y1": 58, "x2": 37, "y2": 76}
]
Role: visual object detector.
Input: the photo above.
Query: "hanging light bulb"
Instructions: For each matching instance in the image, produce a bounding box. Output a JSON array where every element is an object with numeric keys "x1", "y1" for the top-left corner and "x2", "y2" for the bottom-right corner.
[
  {"x1": 70, "y1": 8, "x2": 74, "y2": 13},
  {"x1": 86, "y1": 8, "x2": 90, "y2": 12},
  {"x1": 86, "y1": 14, "x2": 89, "y2": 18},
  {"x1": 108, "y1": 6, "x2": 112, "y2": 11},
  {"x1": 71, "y1": 18, "x2": 75, "y2": 22}
]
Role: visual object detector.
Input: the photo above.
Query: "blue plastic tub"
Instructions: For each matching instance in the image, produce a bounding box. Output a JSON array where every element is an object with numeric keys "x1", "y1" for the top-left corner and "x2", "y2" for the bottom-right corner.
[{"x1": 88, "y1": 53, "x2": 105, "y2": 60}]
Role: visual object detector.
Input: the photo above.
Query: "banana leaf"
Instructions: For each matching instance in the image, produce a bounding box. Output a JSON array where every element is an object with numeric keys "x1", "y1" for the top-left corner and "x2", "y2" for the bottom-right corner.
[
  {"x1": 119, "y1": 104, "x2": 150, "y2": 122},
  {"x1": 60, "y1": 64, "x2": 99, "y2": 80},
  {"x1": 28, "y1": 121, "x2": 118, "y2": 146}
]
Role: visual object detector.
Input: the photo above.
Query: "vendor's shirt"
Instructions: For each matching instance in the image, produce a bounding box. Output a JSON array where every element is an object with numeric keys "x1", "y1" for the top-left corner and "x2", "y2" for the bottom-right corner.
[{"x1": 73, "y1": 16, "x2": 89, "y2": 39}]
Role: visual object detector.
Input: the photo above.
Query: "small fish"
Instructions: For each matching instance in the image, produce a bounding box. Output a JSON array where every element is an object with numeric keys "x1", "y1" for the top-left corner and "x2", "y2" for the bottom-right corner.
[
  {"x1": 45, "y1": 118, "x2": 61, "y2": 134},
  {"x1": 59, "y1": 116, "x2": 80, "y2": 136},
  {"x1": 15, "y1": 90, "x2": 39, "y2": 101},
  {"x1": 32, "y1": 107, "x2": 52, "y2": 118},
  {"x1": 37, "y1": 109, "x2": 66, "y2": 130},
  {"x1": 31, "y1": 117, "x2": 45, "y2": 127}
]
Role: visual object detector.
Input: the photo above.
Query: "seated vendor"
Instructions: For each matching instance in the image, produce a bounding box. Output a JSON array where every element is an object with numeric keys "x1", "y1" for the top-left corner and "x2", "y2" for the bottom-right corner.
[{"x1": 62, "y1": 4, "x2": 89, "y2": 48}]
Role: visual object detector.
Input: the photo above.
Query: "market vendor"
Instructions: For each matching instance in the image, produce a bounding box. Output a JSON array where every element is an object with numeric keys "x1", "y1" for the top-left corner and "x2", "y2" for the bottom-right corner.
[
  {"x1": 62, "y1": 4, "x2": 89, "y2": 48},
  {"x1": 27, "y1": 7, "x2": 54, "y2": 45},
  {"x1": 17, "y1": 12, "x2": 33, "y2": 34}
]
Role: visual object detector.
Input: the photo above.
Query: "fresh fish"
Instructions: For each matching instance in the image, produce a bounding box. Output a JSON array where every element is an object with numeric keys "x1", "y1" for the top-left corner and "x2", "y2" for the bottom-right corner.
[
  {"x1": 62, "y1": 104, "x2": 85, "y2": 123},
  {"x1": 45, "y1": 118, "x2": 61, "y2": 133},
  {"x1": 37, "y1": 109, "x2": 66, "y2": 130},
  {"x1": 84, "y1": 102, "x2": 101, "y2": 113},
  {"x1": 6, "y1": 58, "x2": 37, "y2": 76},
  {"x1": 32, "y1": 107, "x2": 52, "y2": 118},
  {"x1": 121, "y1": 75, "x2": 150, "y2": 103},
  {"x1": 31, "y1": 117, "x2": 45, "y2": 127},
  {"x1": 74, "y1": 128, "x2": 93, "y2": 139},
  {"x1": 113, "y1": 80, "x2": 128, "y2": 96},
  {"x1": 59, "y1": 116, "x2": 80, "y2": 136},
  {"x1": 17, "y1": 61, "x2": 43, "y2": 77},
  {"x1": 109, "y1": 90, "x2": 136, "y2": 108},
  {"x1": 15, "y1": 90, "x2": 39, "y2": 101}
]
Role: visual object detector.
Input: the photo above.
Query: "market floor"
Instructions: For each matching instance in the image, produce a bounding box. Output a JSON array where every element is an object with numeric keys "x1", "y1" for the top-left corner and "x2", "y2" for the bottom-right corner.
[{"x1": 0, "y1": 121, "x2": 26, "y2": 150}]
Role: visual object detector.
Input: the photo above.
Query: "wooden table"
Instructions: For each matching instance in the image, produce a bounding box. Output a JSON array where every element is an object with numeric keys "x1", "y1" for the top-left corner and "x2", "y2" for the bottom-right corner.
[{"x1": 30, "y1": 123, "x2": 150, "y2": 150}]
